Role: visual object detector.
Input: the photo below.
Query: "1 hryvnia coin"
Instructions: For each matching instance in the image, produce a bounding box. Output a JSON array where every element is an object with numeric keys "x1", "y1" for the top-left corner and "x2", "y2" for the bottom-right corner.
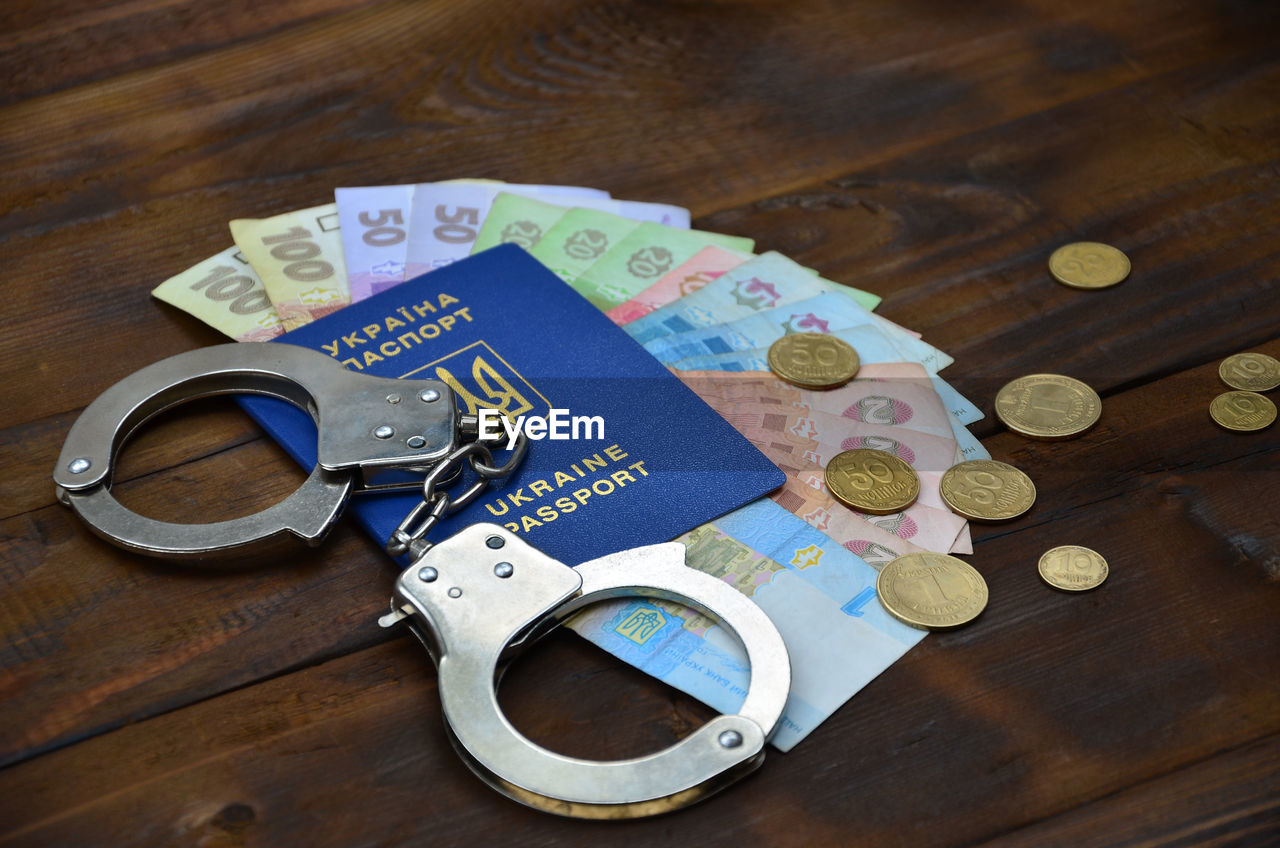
[
  {"x1": 825, "y1": 448, "x2": 919, "y2": 515},
  {"x1": 877, "y1": 552, "x2": 989, "y2": 630},
  {"x1": 995, "y1": 374, "x2": 1102, "y2": 440},
  {"x1": 768, "y1": 332, "x2": 860, "y2": 390},
  {"x1": 1048, "y1": 242, "x2": 1130, "y2": 289},
  {"x1": 1038, "y1": 546, "x2": 1108, "y2": 592},
  {"x1": 1218, "y1": 352, "x2": 1280, "y2": 392},
  {"x1": 940, "y1": 460, "x2": 1036, "y2": 522},
  {"x1": 1209, "y1": 390, "x2": 1276, "y2": 432}
]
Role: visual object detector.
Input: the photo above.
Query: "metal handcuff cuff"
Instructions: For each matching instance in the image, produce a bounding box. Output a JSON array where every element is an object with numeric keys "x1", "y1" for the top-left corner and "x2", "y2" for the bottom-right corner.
[{"x1": 53, "y1": 342, "x2": 792, "y2": 819}]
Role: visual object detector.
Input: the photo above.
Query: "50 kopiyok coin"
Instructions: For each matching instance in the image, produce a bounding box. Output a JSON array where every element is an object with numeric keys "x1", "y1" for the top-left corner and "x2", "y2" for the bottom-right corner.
[
  {"x1": 824, "y1": 448, "x2": 920, "y2": 515},
  {"x1": 768, "y1": 332, "x2": 860, "y2": 390},
  {"x1": 939, "y1": 460, "x2": 1036, "y2": 522},
  {"x1": 1048, "y1": 242, "x2": 1131, "y2": 289}
]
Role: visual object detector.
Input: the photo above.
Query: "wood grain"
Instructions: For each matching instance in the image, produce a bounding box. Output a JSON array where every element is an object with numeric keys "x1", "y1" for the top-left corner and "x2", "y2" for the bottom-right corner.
[
  {"x1": 2, "y1": 344, "x2": 1276, "y2": 845},
  {"x1": 977, "y1": 735, "x2": 1280, "y2": 847},
  {"x1": 4, "y1": 1, "x2": 1279, "y2": 431},
  {"x1": 2, "y1": 0, "x2": 1277, "y2": 844}
]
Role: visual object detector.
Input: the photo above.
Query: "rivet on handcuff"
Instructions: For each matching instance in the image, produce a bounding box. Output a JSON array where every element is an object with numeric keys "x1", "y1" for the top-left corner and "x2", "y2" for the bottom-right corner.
[{"x1": 54, "y1": 342, "x2": 792, "y2": 819}]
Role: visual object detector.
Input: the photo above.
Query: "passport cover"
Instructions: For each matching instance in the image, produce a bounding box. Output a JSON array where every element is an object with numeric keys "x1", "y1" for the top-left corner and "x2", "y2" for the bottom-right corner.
[{"x1": 240, "y1": 244, "x2": 784, "y2": 565}]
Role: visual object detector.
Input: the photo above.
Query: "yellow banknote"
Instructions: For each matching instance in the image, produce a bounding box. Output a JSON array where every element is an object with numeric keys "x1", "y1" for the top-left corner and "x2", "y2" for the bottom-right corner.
[
  {"x1": 151, "y1": 245, "x2": 284, "y2": 341},
  {"x1": 230, "y1": 203, "x2": 350, "y2": 330}
]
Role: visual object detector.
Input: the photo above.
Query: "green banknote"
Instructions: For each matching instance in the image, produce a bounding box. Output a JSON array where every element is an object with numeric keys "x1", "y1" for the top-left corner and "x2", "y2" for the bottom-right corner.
[
  {"x1": 470, "y1": 193, "x2": 572, "y2": 254},
  {"x1": 570, "y1": 223, "x2": 755, "y2": 310},
  {"x1": 530, "y1": 208, "x2": 646, "y2": 283}
]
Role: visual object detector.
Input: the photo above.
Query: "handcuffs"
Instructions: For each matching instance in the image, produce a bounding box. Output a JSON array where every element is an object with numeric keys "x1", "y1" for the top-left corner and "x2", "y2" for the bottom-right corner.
[{"x1": 54, "y1": 343, "x2": 792, "y2": 819}]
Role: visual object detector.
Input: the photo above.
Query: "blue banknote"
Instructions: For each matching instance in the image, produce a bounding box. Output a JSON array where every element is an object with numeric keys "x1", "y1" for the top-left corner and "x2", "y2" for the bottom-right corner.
[
  {"x1": 646, "y1": 297, "x2": 954, "y2": 375},
  {"x1": 568, "y1": 498, "x2": 926, "y2": 751},
  {"x1": 625, "y1": 251, "x2": 879, "y2": 345}
]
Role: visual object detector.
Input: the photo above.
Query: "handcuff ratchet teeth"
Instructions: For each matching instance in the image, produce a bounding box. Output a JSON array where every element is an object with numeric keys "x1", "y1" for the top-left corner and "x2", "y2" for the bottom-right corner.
[{"x1": 53, "y1": 342, "x2": 792, "y2": 818}]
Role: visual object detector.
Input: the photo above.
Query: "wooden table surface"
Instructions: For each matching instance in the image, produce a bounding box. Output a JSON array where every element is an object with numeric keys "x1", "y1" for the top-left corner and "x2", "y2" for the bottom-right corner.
[{"x1": 2, "y1": 1, "x2": 1278, "y2": 845}]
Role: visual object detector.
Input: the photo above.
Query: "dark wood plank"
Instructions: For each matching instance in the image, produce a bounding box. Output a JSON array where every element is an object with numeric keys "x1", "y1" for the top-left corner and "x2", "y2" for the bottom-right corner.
[
  {"x1": 5, "y1": 50, "x2": 1279, "y2": 520},
  {"x1": 0, "y1": 636, "x2": 718, "y2": 848},
  {"x1": 0, "y1": 399, "x2": 262, "y2": 520},
  {"x1": 4, "y1": 167, "x2": 1277, "y2": 765},
  {"x1": 7, "y1": 32, "x2": 1280, "y2": 518},
  {"x1": 703, "y1": 51, "x2": 1280, "y2": 427},
  {"x1": 4, "y1": 0, "x2": 1278, "y2": 435},
  {"x1": 3, "y1": 0, "x2": 1279, "y2": 843},
  {"x1": 3, "y1": 54, "x2": 1278, "y2": 765},
  {"x1": 0, "y1": 0, "x2": 375, "y2": 106},
  {"x1": 0, "y1": 509, "x2": 385, "y2": 769},
  {"x1": 1, "y1": 341, "x2": 1275, "y2": 846},
  {"x1": 976, "y1": 735, "x2": 1280, "y2": 847}
]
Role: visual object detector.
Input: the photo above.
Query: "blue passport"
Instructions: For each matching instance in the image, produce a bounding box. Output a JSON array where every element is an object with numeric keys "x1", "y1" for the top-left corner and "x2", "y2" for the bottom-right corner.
[{"x1": 240, "y1": 245, "x2": 783, "y2": 566}]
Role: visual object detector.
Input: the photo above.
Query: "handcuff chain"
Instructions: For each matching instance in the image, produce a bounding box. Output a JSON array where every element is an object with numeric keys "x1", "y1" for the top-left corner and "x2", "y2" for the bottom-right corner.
[{"x1": 386, "y1": 416, "x2": 529, "y2": 560}]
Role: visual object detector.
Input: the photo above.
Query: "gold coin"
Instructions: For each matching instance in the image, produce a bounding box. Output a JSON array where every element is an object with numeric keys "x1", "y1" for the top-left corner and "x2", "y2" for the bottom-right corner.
[
  {"x1": 1048, "y1": 242, "x2": 1131, "y2": 289},
  {"x1": 877, "y1": 552, "x2": 988, "y2": 630},
  {"x1": 995, "y1": 374, "x2": 1102, "y2": 440},
  {"x1": 768, "y1": 332, "x2": 860, "y2": 389},
  {"x1": 1209, "y1": 390, "x2": 1276, "y2": 432},
  {"x1": 1219, "y1": 352, "x2": 1280, "y2": 392},
  {"x1": 939, "y1": 460, "x2": 1036, "y2": 522},
  {"x1": 1038, "y1": 546, "x2": 1108, "y2": 592},
  {"x1": 824, "y1": 448, "x2": 919, "y2": 515}
]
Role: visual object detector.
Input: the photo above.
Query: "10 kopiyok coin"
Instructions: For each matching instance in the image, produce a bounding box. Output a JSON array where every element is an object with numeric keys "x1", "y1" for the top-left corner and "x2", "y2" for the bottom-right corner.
[
  {"x1": 1038, "y1": 545, "x2": 1109, "y2": 592},
  {"x1": 1209, "y1": 390, "x2": 1277, "y2": 432},
  {"x1": 1218, "y1": 352, "x2": 1280, "y2": 392}
]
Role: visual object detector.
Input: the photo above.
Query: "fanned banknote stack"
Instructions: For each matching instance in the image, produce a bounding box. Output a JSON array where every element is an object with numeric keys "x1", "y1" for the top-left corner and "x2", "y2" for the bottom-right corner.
[{"x1": 153, "y1": 179, "x2": 991, "y2": 751}]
